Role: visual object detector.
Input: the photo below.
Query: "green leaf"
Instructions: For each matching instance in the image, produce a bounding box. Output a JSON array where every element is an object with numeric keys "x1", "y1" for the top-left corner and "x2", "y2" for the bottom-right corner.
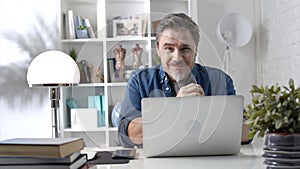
[
  {"x1": 275, "y1": 120, "x2": 282, "y2": 129},
  {"x1": 289, "y1": 79, "x2": 294, "y2": 89},
  {"x1": 251, "y1": 85, "x2": 260, "y2": 93},
  {"x1": 246, "y1": 130, "x2": 257, "y2": 139}
]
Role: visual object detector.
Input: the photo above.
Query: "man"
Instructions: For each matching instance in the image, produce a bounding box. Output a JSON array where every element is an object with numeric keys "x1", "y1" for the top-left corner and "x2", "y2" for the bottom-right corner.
[{"x1": 118, "y1": 13, "x2": 250, "y2": 147}]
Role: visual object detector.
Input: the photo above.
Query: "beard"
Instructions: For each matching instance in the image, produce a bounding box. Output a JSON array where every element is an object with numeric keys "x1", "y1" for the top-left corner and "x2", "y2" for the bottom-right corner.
[
  {"x1": 169, "y1": 70, "x2": 189, "y2": 83},
  {"x1": 166, "y1": 60, "x2": 193, "y2": 83}
]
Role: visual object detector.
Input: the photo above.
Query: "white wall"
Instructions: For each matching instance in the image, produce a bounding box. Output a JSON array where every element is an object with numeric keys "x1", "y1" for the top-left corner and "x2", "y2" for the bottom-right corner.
[
  {"x1": 0, "y1": 0, "x2": 59, "y2": 139},
  {"x1": 196, "y1": 0, "x2": 257, "y2": 105},
  {"x1": 259, "y1": 0, "x2": 300, "y2": 86}
]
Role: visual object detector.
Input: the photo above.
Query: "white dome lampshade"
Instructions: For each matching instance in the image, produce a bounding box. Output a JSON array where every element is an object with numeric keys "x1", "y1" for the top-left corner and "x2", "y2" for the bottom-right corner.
[
  {"x1": 216, "y1": 13, "x2": 252, "y2": 47},
  {"x1": 27, "y1": 50, "x2": 80, "y2": 138},
  {"x1": 27, "y1": 50, "x2": 80, "y2": 87}
]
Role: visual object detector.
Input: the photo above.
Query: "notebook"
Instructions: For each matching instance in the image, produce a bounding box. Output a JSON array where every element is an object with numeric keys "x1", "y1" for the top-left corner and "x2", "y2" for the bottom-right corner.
[{"x1": 141, "y1": 95, "x2": 244, "y2": 157}]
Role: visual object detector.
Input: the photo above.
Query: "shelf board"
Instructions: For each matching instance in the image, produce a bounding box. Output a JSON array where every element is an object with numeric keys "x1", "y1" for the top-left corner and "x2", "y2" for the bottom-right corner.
[
  {"x1": 77, "y1": 83, "x2": 105, "y2": 87},
  {"x1": 61, "y1": 38, "x2": 104, "y2": 43},
  {"x1": 76, "y1": 83, "x2": 127, "y2": 87},
  {"x1": 107, "y1": 82, "x2": 128, "y2": 87},
  {"x1": 63, "y1": 127, "x2": 117, "y2": 132},
  {"x1": 106, "y1": 36, "x2": 149, "y2": 42},
  {"x1": 107, "y1": 0, "x2": 145, "y2": 4},
  {"x1": 61, "y1": 37, "x2": 154, "y2": 43},
  {"x1": 63, "y1": 0, "x2": 98, "y2": 5},
  {"x1": 151, "y1": 0, "x2": 188, "y2": 2}
]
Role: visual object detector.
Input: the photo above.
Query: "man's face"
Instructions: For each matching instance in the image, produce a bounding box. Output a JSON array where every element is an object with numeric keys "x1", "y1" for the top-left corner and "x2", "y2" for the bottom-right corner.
[{"x1": 156, "y1": 28, "x2": 197, "y2": 82}]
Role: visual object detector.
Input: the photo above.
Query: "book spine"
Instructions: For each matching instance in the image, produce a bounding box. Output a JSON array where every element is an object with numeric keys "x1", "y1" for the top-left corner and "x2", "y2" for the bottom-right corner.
[
  {"x1": 67, "y1": 10, "x2": 76, "y2": 39},
  {"x1": 83, "y1": 18, "x2": 96, "y2": 38},
  {"x1": 100, "y1": 95, "x2": 106, "y2": 126},
  {"x1": 88, "y1": 96, "x2": 105, "y2": 127},
  {"x1": 107, "y1": 58, "x2": 116, "y2": 82},
  {"x1": 73, "y1": 15, "x2": 79, "y2": 38},
  {"x1": 63, "y1": 13, "x2": 69, "y2": 39}
]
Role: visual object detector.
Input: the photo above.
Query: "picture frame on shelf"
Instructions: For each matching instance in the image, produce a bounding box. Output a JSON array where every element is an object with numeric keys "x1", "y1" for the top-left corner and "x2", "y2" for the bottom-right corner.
[{"x1": 113, "y1": 19, "x2": 142, "y2": 37}]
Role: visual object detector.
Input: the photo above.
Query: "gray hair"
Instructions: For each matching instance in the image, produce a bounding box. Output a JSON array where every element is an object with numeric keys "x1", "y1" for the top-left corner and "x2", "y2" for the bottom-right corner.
[{"x1": 155, "y1": 13, "x2": 200, "y2": 45}]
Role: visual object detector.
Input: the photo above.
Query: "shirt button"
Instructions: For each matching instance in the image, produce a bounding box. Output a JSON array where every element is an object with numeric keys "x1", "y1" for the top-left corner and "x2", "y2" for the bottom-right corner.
[{"x1": 166, "y1": 87, "x2": 170, "y2": 90}]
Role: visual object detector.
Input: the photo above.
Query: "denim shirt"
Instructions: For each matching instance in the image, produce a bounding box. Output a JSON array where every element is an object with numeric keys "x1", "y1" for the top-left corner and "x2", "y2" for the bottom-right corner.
[{"x1": 118, "y1": 63, "x2": 236, "y2": 147}]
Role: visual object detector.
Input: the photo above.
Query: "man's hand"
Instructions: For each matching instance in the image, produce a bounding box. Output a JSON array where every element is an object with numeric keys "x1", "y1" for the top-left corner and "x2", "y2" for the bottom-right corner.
[
  {"x1": 241, "y1": 119, "x2": 251, "y2": 143},
  {"x1": 177, "y1": 83, "x2": 204, "y2": 97},
  {"x1": 128, "y1": 117, "x2": 143, "y2": 145}
]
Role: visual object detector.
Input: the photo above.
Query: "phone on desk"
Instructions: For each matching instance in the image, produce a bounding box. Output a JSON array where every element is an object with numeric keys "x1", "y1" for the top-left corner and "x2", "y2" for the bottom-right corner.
[{"x1": 112, "y1": 149, "x2": 136, "y2": 159}]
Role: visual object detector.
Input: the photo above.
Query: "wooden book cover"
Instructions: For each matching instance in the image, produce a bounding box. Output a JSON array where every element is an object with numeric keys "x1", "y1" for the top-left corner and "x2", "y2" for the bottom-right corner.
[{"x1": 0, "y1": 138, "x2": 84, "y2": 158}]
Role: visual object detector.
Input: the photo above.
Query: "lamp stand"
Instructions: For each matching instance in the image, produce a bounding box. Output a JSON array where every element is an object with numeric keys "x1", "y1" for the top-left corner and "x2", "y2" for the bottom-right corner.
[
  {"x1": 50, "y1": 87, "x2": 61, "y2": 138},
  {"x1": 222, "y1": 46, "x2": 234, "y2": 74}
]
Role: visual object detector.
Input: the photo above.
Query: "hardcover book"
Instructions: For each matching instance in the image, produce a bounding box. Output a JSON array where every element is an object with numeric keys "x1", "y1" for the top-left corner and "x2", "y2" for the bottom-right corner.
[
  {"x1": 0, "y1": 154, "x2": 87, "y2": 169},
  {"x1": 0, "y1": 138, "x2": 84, "y2": 158},
  {"x1": 0, "y1": 152, "x2": 81, "y2": 165}
]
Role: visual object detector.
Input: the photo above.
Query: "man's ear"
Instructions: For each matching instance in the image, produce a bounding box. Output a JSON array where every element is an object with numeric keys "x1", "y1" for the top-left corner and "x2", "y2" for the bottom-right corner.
[{"x1": 155, "y1": 42, "x2": 161, "y2": 57}]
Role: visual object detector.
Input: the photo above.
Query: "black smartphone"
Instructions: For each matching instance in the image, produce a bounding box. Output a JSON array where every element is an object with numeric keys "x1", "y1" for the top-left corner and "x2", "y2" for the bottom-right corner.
[{"x1": 111, "y1": 149, "x2": 136, "y2": 159}]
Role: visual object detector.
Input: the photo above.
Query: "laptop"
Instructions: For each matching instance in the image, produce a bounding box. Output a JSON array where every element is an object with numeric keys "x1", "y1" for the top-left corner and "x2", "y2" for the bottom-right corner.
[{"x1": 141, "y1": 95, "x2": 244, "y2": 157}]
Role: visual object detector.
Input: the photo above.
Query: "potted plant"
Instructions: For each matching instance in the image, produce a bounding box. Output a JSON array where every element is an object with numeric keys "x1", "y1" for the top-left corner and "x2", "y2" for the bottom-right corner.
[
  {"x1": 244, "y1": 79, "x2": 300, "y2": 167},
  {"x1": 76, "y1": 25, "x2": 88, "y2": 39},
  {"x1": 69, "y1": 47, "x2": 77, "y2": 61}
]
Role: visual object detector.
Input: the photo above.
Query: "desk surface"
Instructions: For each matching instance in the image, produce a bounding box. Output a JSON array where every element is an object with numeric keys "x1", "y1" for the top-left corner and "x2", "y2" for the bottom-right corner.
[{"x1": 85, "y1": 138, "x2": 266, "y2": 169}]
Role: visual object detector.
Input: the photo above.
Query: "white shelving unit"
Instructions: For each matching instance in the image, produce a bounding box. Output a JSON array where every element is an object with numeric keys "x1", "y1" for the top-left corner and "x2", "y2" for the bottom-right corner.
[{"x1": 59, "y1": 0, "x2": 192, "y2": 148}]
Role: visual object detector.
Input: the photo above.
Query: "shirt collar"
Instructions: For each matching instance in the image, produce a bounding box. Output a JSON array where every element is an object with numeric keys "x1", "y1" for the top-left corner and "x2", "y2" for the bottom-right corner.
[
  {"x1": 158, "y1": 64, "x2": 197, "y2": 85},
  {"x1": 158, "y1": 64, "x2": 169, "y2": 84}
]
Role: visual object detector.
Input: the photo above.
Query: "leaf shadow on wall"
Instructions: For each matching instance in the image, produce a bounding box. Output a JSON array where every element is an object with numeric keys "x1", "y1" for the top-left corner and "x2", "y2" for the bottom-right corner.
[{"x1": 0, "y1": 13, "x2": 60, "y2": 109}]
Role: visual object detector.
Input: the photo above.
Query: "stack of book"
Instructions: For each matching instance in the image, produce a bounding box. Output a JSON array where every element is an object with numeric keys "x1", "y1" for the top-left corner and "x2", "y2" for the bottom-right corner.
[
  {"x1": 0, "y1": 137, "x2": 86, "y2": 169},
  {"x1": 63, "y1": 10, "x2": 96, "y2": 39}
]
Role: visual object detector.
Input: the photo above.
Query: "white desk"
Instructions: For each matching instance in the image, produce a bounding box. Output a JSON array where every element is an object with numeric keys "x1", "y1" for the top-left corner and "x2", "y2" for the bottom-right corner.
[{"x1": 85, "y1": 138, "x2": 266, "y2": 169}]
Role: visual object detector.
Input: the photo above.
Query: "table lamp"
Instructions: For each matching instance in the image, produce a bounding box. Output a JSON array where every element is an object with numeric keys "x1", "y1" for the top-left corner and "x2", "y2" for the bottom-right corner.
[{"x1": 27, "y1": 50, "x2": 80, "y2": 138}]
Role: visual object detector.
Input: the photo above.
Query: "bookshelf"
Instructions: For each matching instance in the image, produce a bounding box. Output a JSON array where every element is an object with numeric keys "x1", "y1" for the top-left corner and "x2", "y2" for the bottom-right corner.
[{"x1": 59, "y1": 0, "x2": 193, "y2": 148}]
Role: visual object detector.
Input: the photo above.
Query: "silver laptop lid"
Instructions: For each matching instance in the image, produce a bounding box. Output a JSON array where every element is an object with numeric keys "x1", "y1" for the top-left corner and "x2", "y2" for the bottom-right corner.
[{"x1": 142, "y1": 95, "x2": 244, "y2": 157}]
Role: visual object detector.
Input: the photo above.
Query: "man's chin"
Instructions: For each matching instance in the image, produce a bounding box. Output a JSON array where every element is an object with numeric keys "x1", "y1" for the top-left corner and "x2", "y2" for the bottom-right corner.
[{"x1": 171, "y1": 73, "x2": 188, "y2": 83}]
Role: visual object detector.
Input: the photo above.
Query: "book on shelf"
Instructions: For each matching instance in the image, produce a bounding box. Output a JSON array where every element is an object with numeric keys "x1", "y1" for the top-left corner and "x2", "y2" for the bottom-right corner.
[
  {"x1": 141, "y1": 15, "x2": 148, "y2": 37},
  {"x1": 100, "y1": 95, "x2": 106, "y2": 127},
  {"x1": 82, "y1": 18, "x2": 96, "y2": 38},
  {"x1": 0, "y1": 138, "x2": 84, "y2": 158},
  {"x1": 88, "y1": 95, "x2": 105, "y2": 127},
  {"x1": 0, "y1": 153, "x2": 87, "y2": 169},
  {"x1": 107, "y1": 58, "x2": 116, "y2": 82},
  {"x1": 64, "y1": 10, "x2": 76, "y2": 39}
]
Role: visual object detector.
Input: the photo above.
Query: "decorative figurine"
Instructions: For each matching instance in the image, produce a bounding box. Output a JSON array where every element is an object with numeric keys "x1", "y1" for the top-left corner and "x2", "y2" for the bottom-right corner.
[
  {"x1": 113, "y1": 44, "x2": 126, "y2": 78},
  {"x1": 132, "y1": 44, "x2": 143, "y2": 69}
]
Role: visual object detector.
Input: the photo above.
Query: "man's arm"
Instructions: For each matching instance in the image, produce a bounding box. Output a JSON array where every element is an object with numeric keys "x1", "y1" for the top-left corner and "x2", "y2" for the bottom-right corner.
[
  {"x1": 118, "y1": 73, "x2": 143, "y2": 147},
  {"x1": 241, "y1": 119, "x2": 251, "y2": 143},
  {"x1": 128, "y1": 117, "x2": 143, "y2": 144},
  {"x1": 206, "y1": 66, "x2": 251, "y2": 143}
]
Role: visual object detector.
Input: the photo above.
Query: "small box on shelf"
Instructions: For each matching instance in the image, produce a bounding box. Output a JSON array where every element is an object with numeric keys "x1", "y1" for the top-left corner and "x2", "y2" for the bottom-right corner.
[
  {"x1": 71, "y1": 108, "x2": 98, "y2": 131},
  {"x1": 88, "y1": 95, "x2": 105, "y2": 127}
]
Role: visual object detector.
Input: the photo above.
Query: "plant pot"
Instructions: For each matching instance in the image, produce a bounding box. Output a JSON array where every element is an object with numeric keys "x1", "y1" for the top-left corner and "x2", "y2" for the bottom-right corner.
[
  {"x1": 265, "y1": 133, "x2": 300, "y2": 149},
  {"x1": 263, "y1": 133, "x2": 300, "y2": 168},
  {"x1": 76, "y1": 29, "x2": 89, "y2": 39}
]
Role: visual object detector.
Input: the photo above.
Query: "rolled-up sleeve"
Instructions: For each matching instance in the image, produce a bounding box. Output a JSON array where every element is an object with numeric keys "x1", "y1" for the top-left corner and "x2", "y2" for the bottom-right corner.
[{"x1": 118, "y1": 73, "x2": 143, "y2": 147}]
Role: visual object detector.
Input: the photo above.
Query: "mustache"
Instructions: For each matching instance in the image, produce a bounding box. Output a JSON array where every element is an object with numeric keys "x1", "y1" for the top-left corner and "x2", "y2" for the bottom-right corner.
[{"x1": 168, "y1": 61, "x2": 187, "y2": 66}]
